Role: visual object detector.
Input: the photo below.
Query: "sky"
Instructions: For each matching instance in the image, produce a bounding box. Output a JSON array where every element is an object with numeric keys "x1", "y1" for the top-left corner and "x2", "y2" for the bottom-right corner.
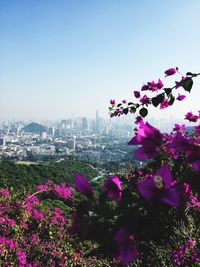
[{"x1": 1, "y1": 0, "x2": 200, "y2": 121}]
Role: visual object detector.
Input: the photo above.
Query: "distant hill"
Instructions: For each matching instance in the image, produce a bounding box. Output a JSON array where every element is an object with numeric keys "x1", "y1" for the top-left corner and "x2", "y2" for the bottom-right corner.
[
  {"x1": 22, "y1": 122, "x2": 46, "y2": 133},
  {"x1": 0, "y1": 159, "x2": 98, "y2": 189}
]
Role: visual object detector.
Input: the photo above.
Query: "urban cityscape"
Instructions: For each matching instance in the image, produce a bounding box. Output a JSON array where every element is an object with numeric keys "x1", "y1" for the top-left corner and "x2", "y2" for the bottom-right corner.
[{"x1": 0, "y1": 109, "x2": 187, "y2": 168}]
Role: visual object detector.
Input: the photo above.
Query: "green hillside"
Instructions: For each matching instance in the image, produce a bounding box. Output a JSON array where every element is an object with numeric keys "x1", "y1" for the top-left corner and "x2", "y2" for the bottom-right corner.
[{"x1": 0, "y1": 159, "x2": 98, "y2": 189}]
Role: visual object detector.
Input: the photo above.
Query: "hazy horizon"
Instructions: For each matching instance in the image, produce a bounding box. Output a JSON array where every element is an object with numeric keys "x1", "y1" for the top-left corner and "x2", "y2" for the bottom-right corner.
[{"x1": 1, "y1": 0, "x2": 200, "y2": 121}]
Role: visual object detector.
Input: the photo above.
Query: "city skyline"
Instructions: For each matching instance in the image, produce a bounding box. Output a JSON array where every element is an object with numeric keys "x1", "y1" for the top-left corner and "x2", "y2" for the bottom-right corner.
[{"x1": 1, "y1": 1, "x2": 200, "y2": 120}]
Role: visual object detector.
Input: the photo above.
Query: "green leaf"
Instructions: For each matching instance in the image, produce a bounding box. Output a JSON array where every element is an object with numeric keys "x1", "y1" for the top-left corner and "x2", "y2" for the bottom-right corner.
[
  {"x1": 130, "y1": 107, "x2": 136, "y2": 113},
  {"x1": 168, "y1": 94, "x2": 175, "y2": 105},
  {"x1": 123, "y1": 108, "x2": 129, "y2": 115},
  {"x1": 182, "y1": 78, "x2": 193, "y2": 92},
  {"x1": 139, "y1": 107, "x2": 148, "y2": 117},
  {"x1": 152, "y1": 94, "x2": 165, "y2": 107},
  {"x1": 164, "y1": 88, "x2": 172, "y2": 96},
  {"x1": 128, "y1": 102, "x2": 134, "y2": 106},
  {"x1": 117, "y1": 103, "x2": 122, "y2": 107}
]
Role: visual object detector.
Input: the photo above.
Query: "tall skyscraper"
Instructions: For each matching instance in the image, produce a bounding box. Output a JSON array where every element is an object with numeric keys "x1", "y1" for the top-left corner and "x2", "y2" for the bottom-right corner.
[
  {"x1": 96, "y1": 110, "x2": 100, "y2": 132},
  {"x1": 82, "y1": 117, "x2": 88, "y2": 130}
]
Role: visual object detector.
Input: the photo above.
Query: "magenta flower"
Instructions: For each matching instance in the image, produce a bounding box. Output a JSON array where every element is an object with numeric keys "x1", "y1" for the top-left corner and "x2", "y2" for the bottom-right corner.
[
  {"x1": 173, "y1": 124, "x2": 186, "y2": 132},
  {"x1": 141, "y1": 84, "x2": 149, "y2": 91},
  {"x1": 175, "y1": 76, "x2": 187, "y2": 88},
  {"x1": 164, "y1": 67, "x2": 178, "y2": 76},
  {"x1": 140, "y1": 95, "x2": 149, "y2": 104},
  {"x1": 185, "y1": 111, "x2": 199, "y2": 122},
  {"x1": 74, "y1": 173, "x2": 92, "y2": 197},
  {"x1": 36, "y1": 184, "x2": 49, "y2": 191},
  {"x1": 195, "y1": 124, "x2": 200, "y2": 135},
  {"x1": 114, "y1": 228, "x2": 138, "y2": 265},
  {"x1": 71, "y1": 213, "x2": 88, "y2": 238},
  {"x1": 148, "y1": 79, "x2": 163, "y2": 91},
  {"x1": 177, "y1": 93, "x2": 186, "y2": 101},
  {"x1": 0, "y1": 188, "x2": 9, "y2": 198},
  {"x1": 137, "y1": 165, "x2": 181, "y2": 207},
  {"x1": 134, "y1": 91, "x2": 140, "y2": 98},
  {"x1": 156, "y1": 78, "x2": 164, "y2": 89},
  {"x1": 135, "y1": 116, "x2": 143, "y2": 124},
  {"x1": 102, "y1": 176, "x2": 122, "y2": 201},
  {"x1": 160, "y1": 99, "x2": 169, "y2": 109},
  {"x1": 54, "y1": 183, "x2": 72, "y2": 199},
  {"x1": 122, "y1": 99, "x2": 127, "y2": 103},
  {"x1": 110, "y1": 99, "x2": 116, "y2": 105},
  {"x1": 128, "y1": 121, "x2": 163, "y2": 160}
]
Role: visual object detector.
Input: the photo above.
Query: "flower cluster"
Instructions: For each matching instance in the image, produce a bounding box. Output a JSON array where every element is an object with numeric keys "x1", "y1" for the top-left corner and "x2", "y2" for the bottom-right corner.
[{"x1": 109, "y1": 68, "x2": 200, "y2": 118}]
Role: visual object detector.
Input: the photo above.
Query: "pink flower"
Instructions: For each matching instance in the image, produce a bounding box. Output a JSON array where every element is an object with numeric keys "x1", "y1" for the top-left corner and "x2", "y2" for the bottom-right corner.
[
  {"x1": 140, "y1": 95, "x2": 149, "y2": 104},
  {"x1": 185, "y1": 111, "x2": 199, "y2": 122},
  {"x1": 134, "y1": 91, "x2": 140, "y2": 98},
  {"x1": 102, "y1": 176, "x2": 122, "y2": 201},
  {"x1": 74, "y1": 173, "x2": 92, "y2": 197},
  {"x1": 160, "y1": 99, "x2": 169, "y2": 109},
  {"x1": 128, "y1": 121, "x2": 163, "y2": 160},
  {"x1": 164, "y1": 67, "x2": 178, "y2": 76},
  {"x1": 177, "y1": 93, "x2": 186, "y2": 101},
  {"x1": 173, "y1": 124, "x2": 186, "y2": 132},
  {"x1": 114, "y1": 228, "x2": 139, "y2": 265},
  {"x1": 0, "y1": 188, "x2": 9, "y2": 198},
  {"x1": 137, "y1": 165, "x2": 181, "y2": 207},
  {"x1": 110, "y1": 99, "x2": 116, "y2": 105}
]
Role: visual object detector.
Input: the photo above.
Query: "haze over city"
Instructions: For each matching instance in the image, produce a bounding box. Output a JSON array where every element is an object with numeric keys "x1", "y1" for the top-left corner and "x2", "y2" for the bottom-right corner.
[{"x1": 1, "y1": 0, "x2": 200, "y2": 120}]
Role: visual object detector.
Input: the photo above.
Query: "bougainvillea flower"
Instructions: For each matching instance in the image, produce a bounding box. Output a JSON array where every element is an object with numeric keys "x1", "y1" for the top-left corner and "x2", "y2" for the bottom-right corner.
[
  {"x1": 122, "y1": 99, "x2": 127, "y2": 103},
  {"x1": 74, "y1": 174, "x2": 92, "y2": 197},
  {"x1": 164, "y1": 67, "x2": 178, "y2": 76},
  {"x1": 134, "y1": 91, "x2": 140, "y2": 98},
  {"x1": 185, "y1": 141, "x2": 200, "y2": 171},
  {"x1": 141, "y1": 84, "x2": 149, "y2": 91},
  {"x1": 114, "y1": 228, "x2": 138, "y2": 265},
  {"x1": 148, "y1": 79, "x2": 163, "y2": 91},
  {"x1": 139, "y1": 95, "x2": 149, "y2": 104},
  {"x1": 195, "y1": 124, "x2": 200, "y2": 135},
  {"x1": 175, "y1": 76, "x2": 187, "y2": 88},
  {"x1": 177, "y1": 94, "x2": 186, "y2": 101},
  {"x1": 173, "y1": 124, "x2": 186, "y2": 132},
  {"x1": 160, "y1": 99, "x2": 169, "y2": 109},
  {"x1": 110, "y1": 99, "x2": 116, "y2": 105},
  {"x1": 128, "y1": 121, "x2": 163, "y2": 160},
  {"x1": 135, "y1": 116, "x2": 143, "y2": 124},
  {"x1": 102, "y1": 176, "x2": 122, "y2": 200},
  {"x1": 137, "y1": 165, "x2": 181, "y2": 207},
  {"x1": 185, "y1": 111, "x2": 199, "y2": 122},
  {"x1": 71, "y1": 214, "x2": 88, "y2": 238}
]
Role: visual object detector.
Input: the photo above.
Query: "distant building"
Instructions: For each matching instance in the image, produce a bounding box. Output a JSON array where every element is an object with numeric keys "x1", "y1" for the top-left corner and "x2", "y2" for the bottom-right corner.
[
  {"x1": 95, "y1": 110, "x2": 100, "y2": 132},
  {"x1": 68, "y1": 136, "x2": 76, "y2": 150},
  {"x1": 82, "y1": 117, "x2": 88, "y2": 130}
]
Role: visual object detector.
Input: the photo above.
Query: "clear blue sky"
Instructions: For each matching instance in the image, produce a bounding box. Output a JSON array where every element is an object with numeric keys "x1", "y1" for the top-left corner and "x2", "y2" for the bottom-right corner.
[{"x1": 1, "y1": 0, "x2": 200, "y2": 120}]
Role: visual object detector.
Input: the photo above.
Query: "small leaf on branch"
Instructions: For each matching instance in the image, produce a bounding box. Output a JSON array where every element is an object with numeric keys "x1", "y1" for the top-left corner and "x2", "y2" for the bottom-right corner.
[
  {"x1": 117, "y1": 103, "x2": 122, "y2": 107},
  {"x1": 152, "y1": 94, "x2": 165, "y2": 107},
  {"x1": 139, "y1": 107, "x2": 148, "y2": 117},
  {"x1": 164, "y1": 88, "x2": 172, "y2": 96},
  {"x1": 168, "y1": 94, "x2": 175, "y2": 105},
  {"x1": 182, "y1": 78, "x2": 193, "y2": 92},
  {"x1": 128, "y1": 102, "x2": 134, "y2": 106},
  {"x1": 123, "y1": 108, "x2": 129, "y2": 115},
  {"x1": 186, "y1": 72, "x2": 194, "y2": 76},
  {"x1": 130, "y1": 107, "x2": 136, "y2": 113}
]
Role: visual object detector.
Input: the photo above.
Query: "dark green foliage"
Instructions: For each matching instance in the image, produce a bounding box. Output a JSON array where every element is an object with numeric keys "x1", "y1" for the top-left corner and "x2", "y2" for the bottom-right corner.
[
  {"x1": 139, "y1": 107, "x2": 148, "y2": 117},
  {"x1": 182, "y1": 78, "x2": 193, "y2": 92},
  {"x1": 0, "y1": 159, "x2": 98, "y2": 190}
]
